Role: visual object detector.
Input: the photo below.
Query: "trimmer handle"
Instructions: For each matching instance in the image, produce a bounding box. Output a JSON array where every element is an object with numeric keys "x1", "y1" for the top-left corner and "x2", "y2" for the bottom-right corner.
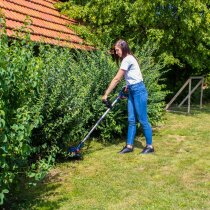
[
  {"x1": 102, "y1": 99, "x2": 112, "y2": 108},
  {"x1": 119, "y1": 86, "x2": 129, "y2": 99},
  {"x1": 102, "y1": 86, "x2": 128, "y2": 108}
]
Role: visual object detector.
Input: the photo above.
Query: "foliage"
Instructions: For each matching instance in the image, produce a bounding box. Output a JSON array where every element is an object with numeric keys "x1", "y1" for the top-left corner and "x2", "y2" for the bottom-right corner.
[
  {"x1": 56, "y1": 0, "x2": 210, "y2": 89},
  {"x1": 203, "y1": 73, "x2": 210, "y2": 103},
  {"x1": 0, "y1": 18, "x2": 167, "y2": 205},
  {"x1": 0, "y1": 18, "x2": 44, "y2": 205},
  {"x1": 204, "y1": 73, "x2": 210, "y2": 87}
]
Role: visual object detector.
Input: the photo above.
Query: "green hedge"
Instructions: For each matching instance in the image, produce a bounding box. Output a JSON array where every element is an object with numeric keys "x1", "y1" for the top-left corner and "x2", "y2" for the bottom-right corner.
[{"x1": 0, "y1": 20, "x2": 167, "y2": 205}]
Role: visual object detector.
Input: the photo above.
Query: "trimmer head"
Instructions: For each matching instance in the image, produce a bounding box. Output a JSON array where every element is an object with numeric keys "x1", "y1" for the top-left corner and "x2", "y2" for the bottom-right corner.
[{"x1": 67, "y1": 146, "x2": 83, "y2": 160}]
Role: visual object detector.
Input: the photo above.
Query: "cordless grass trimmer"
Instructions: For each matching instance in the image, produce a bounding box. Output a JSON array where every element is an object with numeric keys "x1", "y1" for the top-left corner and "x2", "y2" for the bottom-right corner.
[{"x1": 67, "y1": 86, "x2": 128, "y2": 160}]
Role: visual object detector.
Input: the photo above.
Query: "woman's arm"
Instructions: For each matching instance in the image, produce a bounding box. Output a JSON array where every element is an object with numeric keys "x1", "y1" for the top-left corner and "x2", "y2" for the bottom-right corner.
[{"x1": 102, "y1": 69, "x2": 125, "y2": 100}]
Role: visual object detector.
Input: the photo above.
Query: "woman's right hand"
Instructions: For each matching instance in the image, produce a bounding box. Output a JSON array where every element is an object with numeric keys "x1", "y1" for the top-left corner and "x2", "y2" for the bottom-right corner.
[{"x1": 102, "y1": 94, "x2": 108, "y2": 101}]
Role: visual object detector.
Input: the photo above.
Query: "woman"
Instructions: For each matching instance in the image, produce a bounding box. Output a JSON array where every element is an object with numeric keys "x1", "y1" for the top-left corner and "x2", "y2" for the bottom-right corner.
[{"x1": 102, "y1": 39, "x2": 154, "y2": 154}]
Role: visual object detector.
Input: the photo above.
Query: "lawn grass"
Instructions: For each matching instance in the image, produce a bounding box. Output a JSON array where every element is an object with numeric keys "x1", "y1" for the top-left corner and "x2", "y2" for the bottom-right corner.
[{"x1": 12, "y1": 105, "x2": 210, "y2": 210}]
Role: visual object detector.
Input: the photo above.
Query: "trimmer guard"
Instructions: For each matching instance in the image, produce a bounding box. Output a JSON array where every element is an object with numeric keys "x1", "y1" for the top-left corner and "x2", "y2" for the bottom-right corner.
[{"x1": 67, "y1": 142, "x2": 84, "y2": 160}]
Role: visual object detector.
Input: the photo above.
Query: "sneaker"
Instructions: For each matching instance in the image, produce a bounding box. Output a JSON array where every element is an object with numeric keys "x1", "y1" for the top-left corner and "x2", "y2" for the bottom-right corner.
[
  {"x1": 141, "y1": 145, "x2": 154, "y2": 154},
  {"x1": 119, "y1": 146, "x2": 133, "y2": 154}
]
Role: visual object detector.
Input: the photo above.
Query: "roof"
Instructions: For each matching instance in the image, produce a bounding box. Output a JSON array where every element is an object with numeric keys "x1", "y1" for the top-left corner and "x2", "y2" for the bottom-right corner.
[{"x1": 0, "y1": 0, "x2": 93, "y2": 50}]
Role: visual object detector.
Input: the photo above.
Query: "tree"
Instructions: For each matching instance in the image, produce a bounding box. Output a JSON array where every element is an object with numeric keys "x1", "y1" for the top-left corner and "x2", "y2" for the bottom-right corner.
[{"x1": 56, "y1": 0, "x2": 209, "y2": 93}]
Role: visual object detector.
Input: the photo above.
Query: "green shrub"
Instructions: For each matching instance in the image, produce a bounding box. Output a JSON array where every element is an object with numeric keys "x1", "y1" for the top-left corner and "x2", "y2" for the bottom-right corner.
[
  {"x1": 0, "y1": 21, "x2": 45, "y2": 204},
  {"x1": 0, "y1": 19, "x2": 167, "y2": 205}
]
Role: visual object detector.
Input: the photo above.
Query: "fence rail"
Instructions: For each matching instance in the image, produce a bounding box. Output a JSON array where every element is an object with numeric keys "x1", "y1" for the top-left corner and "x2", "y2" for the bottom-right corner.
[{"x1": 165, "y1": 76, "x2": 204, "y2": 113}]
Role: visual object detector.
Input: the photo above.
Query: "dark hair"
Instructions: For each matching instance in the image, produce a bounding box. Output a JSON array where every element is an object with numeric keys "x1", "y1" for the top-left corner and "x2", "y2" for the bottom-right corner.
[
  {"x1": 115, "y1": 39, "x2": 132, "y2": 60},
  {"x1": 113, "y1": 39, "x2": 133, "y2": 66}
]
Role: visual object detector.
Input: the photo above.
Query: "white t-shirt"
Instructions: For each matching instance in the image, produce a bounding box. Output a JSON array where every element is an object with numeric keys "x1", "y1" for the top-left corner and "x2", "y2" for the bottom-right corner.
[{"x1": 120, "y1": 55, "x2": 143, "y2": 85}]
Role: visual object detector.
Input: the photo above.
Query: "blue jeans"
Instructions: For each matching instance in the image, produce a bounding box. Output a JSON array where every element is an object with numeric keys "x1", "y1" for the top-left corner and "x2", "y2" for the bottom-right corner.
[{"x1": 127, "y1": 82, "x2": 152, "y2": 145}]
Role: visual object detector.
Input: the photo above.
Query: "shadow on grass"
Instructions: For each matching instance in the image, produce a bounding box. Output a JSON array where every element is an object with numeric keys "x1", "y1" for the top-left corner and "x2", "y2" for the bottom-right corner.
[
  {"x1": 166, "y1": 103, "x2": 210, "y2": 115},
  {"x1": 3, "y1": 181, "x2": 64, "y2": 210},
  {"x1": 60, "y1": 133, "x2": 145, "y2": 162}
]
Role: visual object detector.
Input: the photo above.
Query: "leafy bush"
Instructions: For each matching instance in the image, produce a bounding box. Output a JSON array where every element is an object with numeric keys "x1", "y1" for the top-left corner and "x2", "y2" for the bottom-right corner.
[
  {"x1": 0, "y1": 19, "x2": 48, "y2": 204},
  {"x1": 203, "y1": 74, "x2": 210, "y2": 103},
  {"x1": 0, "y1": 19, "x2": 167, "y2": 205}
]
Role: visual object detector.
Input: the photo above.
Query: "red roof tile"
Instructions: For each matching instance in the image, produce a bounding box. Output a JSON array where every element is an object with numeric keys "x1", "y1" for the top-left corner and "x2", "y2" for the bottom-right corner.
[{"x1": 0, "y1": 0, "x2": 93, "y2": 50}]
